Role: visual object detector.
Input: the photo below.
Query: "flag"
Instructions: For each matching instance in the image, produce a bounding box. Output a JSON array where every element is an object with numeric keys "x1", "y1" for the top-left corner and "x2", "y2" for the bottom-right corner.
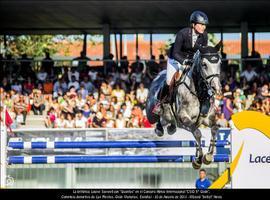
[{"x1": 5, "y1": 109, "x2": 13, "y2": 133}]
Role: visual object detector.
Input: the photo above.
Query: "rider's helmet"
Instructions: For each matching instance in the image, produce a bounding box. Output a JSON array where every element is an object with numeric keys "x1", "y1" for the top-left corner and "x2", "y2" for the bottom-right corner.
[{"x1": 190, "y1": 11, "x2": 209, "y2": 25}]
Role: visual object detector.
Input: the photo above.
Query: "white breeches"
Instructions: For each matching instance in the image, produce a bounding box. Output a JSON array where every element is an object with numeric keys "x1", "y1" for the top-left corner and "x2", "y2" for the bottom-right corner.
[{"x1": 166, "y1": 58, "x2": 185, "y2": 85}]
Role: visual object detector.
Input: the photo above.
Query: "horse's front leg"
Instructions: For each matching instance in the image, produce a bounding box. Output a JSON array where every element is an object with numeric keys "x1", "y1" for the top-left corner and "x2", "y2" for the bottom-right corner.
[
  {"x1": 182, "y1": 116, "x2": 203, "y2": 169},
  {"x1": 202, "y1": 124, "x2": 219, "y2": 165},
  {"x1": 191, "y1": 128, "x2": 204, "y2": 169}
]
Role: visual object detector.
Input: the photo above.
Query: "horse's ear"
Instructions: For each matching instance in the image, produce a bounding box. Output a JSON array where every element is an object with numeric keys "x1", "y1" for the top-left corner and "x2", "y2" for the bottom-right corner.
[{"x1": 215, "y1": 41, "x2": 222, "y2": 52}]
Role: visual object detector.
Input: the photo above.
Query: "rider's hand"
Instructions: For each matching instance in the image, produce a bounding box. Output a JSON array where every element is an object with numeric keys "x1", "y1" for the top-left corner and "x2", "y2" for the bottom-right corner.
[{"x1": 183, "y1": 59, "x2": 193, "y2": 66}]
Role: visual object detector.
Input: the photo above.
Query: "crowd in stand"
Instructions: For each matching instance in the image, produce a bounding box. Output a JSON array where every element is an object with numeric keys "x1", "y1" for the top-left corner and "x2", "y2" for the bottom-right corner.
[{"x1": 0, "y1": 50, "x2": 270, "y2": 129}]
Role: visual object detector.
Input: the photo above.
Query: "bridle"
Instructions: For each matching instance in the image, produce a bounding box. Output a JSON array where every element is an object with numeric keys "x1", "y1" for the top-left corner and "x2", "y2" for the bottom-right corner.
[{"x1": 199, "y1": 52, "x2": 221, "y2": 97}]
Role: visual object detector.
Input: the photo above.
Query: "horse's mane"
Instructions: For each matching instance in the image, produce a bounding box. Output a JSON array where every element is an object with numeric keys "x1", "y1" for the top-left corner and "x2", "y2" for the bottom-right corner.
[
  {"x1": 199, "y1": 46, "x2": 218, "y2": 55},
  {"x1": 190, "y1": 46, "x2": 219, "y2": 100}
]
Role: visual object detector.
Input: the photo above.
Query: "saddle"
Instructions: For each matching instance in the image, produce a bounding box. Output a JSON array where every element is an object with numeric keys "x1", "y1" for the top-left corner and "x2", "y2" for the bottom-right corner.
[{"x1": 168, "y1": 65, "x2": 191, "y2": 103}]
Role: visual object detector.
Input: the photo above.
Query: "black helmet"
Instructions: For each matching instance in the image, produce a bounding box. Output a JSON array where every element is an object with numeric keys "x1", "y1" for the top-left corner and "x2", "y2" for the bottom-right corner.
[{"x1": 190, "y1": 11, "x2": 209, "y2": 25}]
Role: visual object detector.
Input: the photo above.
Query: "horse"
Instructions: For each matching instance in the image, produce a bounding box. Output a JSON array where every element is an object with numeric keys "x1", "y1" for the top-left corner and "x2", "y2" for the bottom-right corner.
[{"x1": 146, "y1": 44, "x2": 222, "y2": 169}]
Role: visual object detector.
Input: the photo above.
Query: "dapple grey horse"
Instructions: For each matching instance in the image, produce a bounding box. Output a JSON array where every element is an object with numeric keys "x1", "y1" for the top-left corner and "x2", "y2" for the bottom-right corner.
[{"x1": 146, "y1": 44, "x2": 222, "y2": 169}]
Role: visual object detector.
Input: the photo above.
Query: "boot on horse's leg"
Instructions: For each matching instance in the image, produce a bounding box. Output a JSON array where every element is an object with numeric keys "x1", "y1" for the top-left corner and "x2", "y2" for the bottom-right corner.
[
  {"x1": 152, "y1": 83, "x2": 169, "y2": 115},
  {"x1": 167, "y1": 124, "x2": 177, "y2": 135},
  {"x1": 155, "y1": 120, "x2": 164, "y2": 137}
]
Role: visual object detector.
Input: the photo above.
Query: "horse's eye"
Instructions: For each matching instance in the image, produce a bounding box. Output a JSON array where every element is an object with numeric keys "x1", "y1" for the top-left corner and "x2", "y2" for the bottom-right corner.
[{"x1": 202, "y1": 63, "x2": 207, "y2": 69}]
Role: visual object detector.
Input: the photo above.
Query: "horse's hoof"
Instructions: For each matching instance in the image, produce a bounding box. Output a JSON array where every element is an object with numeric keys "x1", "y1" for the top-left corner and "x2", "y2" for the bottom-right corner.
[
  {"x1": 202, "y1": 153, "x2": 213, "y2": 165},
  {"x1": 155, "y1": 127, "x2": 164, "y2": 137},
  {"x1": 192, "y1": 159, "x2": 202, "y2": 170},
  {"x1": 167, "y1": 124, "x2": 176, "y2": 135}
]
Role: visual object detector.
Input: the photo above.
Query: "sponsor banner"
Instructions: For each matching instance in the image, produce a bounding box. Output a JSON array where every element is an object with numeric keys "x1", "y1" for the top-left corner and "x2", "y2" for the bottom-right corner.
[{"x1": 232, "y1": 128, "x2": 270, "y2": 188}]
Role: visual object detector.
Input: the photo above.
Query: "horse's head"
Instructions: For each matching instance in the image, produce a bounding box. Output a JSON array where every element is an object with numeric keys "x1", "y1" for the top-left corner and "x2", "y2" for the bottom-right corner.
[{"x1": 197, "y1": 42, "x2": 222, "y2": 96}]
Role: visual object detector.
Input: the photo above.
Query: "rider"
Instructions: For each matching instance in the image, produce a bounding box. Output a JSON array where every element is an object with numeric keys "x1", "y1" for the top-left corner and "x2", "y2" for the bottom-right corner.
[{"x1": 152, "y1": 10, "x2": 209, "y2": 115}]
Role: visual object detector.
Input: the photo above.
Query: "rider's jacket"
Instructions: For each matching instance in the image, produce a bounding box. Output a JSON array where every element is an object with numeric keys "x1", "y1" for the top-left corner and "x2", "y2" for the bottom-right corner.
[{"x1": 168, "y1": 27, "x2": 208, "y2": 64}]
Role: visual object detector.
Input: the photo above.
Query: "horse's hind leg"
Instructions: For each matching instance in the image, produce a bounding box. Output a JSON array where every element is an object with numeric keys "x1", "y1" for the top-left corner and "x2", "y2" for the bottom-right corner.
[
  {"x1": 191, "y1": 128, "x2": 204, "y2": 170},
  {"x1": 202, "y1": 124, "x2": 219, "y2": 165},
  {"x1": 154, "y1": 120, "x2": 164, "y2": 137},
  {"x1": 167, "y1": 123, "x2": 176, "y2": 135}
]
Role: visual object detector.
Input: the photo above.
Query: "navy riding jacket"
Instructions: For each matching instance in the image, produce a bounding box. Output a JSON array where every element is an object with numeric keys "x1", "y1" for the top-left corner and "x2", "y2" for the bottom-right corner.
[{"x1": 169, "y1": 27, "x2": 208, "y2": 64}]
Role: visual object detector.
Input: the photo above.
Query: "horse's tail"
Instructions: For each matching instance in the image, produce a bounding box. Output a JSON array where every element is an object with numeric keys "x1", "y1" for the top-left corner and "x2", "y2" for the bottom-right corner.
[
  {"x1": 146, "y1": 93, "x2": 160, "y2": 124},
  {"x1": 145, "y1": 71, "x2": 166, "y2": 124}
]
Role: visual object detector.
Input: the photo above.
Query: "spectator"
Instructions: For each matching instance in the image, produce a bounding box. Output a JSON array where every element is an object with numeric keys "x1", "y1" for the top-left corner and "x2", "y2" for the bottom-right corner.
[
  {"x1": 130, "y1": 67, "x2": 143, "y2": 89},
  {"x1": 11, "y1": 80, "x2": 23, "y2": 94},
  {"x1": 88, "y1": 69, "x2": 98, "y2": 81},
  {"x1": 220, "y1": 52, "x2": 229, "y2": 80},
  {"x1": 68, "y1": 67, "x2": 80, "y2": 82},
  {"x1": 106, "y1": 119, "x2": 116, "y2": 128},
  {"x1": 75, "y1": 111, "x2": 87, "y2": 128},
  {"x1": 107, "y1": 104, "x2": 116, "y2": 119},
  {"x1": 258, "y1": 84, "x2": 270, "y2": 100},
  {"x1": 121, "y1": 103, "x2": 131, "y2": 119},
  {"x1": 45, "y1": 107, "x2": 56, "y2": 128},
  {"x1": 141, "y1": 115, "x2": 152, "y2": 128},
  {"x1": 73, "y1": 51, "x2": 90, "y2": 73},
  {"x1": 223, "y1": 91, "x2": 234, "y2": 121},
  {"x1": 3, "y1": 92, "x2": 13, "y2": 110},
  {"x1": 124, "y1": 95, "x2": 133, "y2": 110},
  {"x1": 146, "y1": 55, "x2": 160, "y2": 80},
  {"x1": 119, "y1": 68, "x2": 130, "y2": 84},
  {"x1": 92, "y1": 112, "x2": 106, "y2": 128},
  {"x1": 136, "y1": 83, "x2": 149, "y2": 104},
  {"x1": 195, "y1": 169, "x2": 211, "y2": 189},
  {"x1": 31, "y1": 89, "x2": 45, "y2": 115},
  {"x1": 82, "y1": 103, "x2": 91, "y2": 118},
  {"x1": 42, "y1": 51, "x2": 54, "y2": 76},
  {"x1": 55, "y1": 112, "x2": 66, "y2": 128},
  {"x1": 233, "y1": 88, "x2": 245, "y2": 113},
  {"x1": 250, "y1": 50, "x2": 263, "y2": 73},
  {"x1": 68, "y1": 75, "x2": 80, "y2": 91},
  {"x1": 159, "y1": 54, "x2": 167, "y2": 70},
  {"x1": 14, "y1": 95, "x2": 28, "y2": 125},
  {"x1": 131, "y1": 55, "x2": 144, "y2": 73},
  {"x1": 127, "y1": 114, "x2": 140, "y2": 128},
  {"x1": 107, "y1": 74, "x2": 116, "y2": 87},
  {"x1": 75, "y1": 93, "x2": 86, "y2": 111},
  {"x1": 81, "y1": 76, "x2": 95, "y2": 94},
  {"x1": 65, "y1": 113, "x2": 75, "y2": 128},
  {"x1": 78, "y1": 84, "x2": 88, "y2": 100},
  {"x1": 8, "y1": 107, "x2": 18, "y2": 129},
  {"x1": 112, "y1": 83, "x2": 125, "y2": 103},
  {"x1": 53, "y1": 77, "x2": 68, "y2": 97},
  {"x1": 0, "y1": 77, "x2": 11, "y2": 92},
  {"x1": 100, "y1": 81, "x2": 112, "y2": 96},
  {"x1": 23, "y1": 77, "x2": 35, "y2": 95},
  {"x1": 36, "y1": 67, "x2": 48, "y2": 83},
  {"x1": 115, "y1": 112, "x2": 126, "y2": 128},
  {"x1": 257, "y1": 84, "x2": 270, "y2": 115},
  {"x1": 120, "y1": 56, "x2": 129, "y2": 72},
  {"x1": 241, "y1": 63, "x2": 258, "y2": 84},
  {"x1": 43, "y1": 78, "x2": 54, "y2": 95},
  {"x1": 104, "y1": 53, "x2": 117, "y2": 74}
]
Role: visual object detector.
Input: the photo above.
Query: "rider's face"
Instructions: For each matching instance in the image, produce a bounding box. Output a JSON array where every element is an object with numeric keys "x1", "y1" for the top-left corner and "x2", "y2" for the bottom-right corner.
[{"x1": 193, "y1": 23, "x2": 206, "y2": 34}]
